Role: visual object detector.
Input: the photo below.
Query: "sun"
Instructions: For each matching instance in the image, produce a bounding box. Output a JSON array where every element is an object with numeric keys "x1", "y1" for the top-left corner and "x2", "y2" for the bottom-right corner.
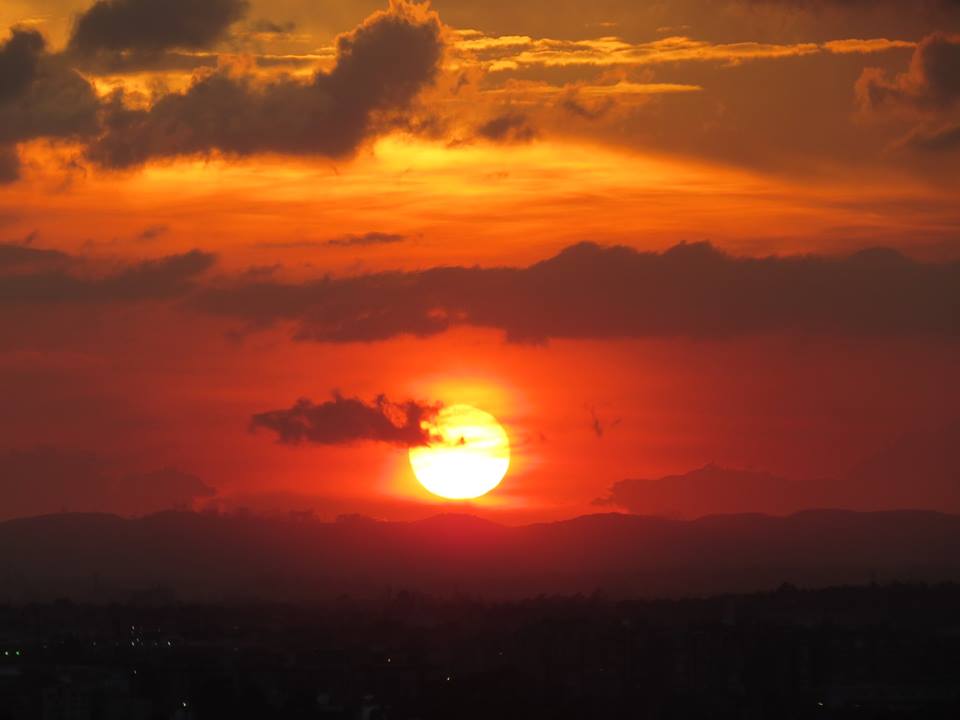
[{"x1": 409, "y1": 404, "x2": 510, "y2": 500}]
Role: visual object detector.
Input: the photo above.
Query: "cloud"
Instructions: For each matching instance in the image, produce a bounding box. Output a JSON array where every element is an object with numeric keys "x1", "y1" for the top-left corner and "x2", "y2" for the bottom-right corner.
[
  {"x1": 0, "y1": 145, "x2": 18, "y2": 184},
  {"x1": 0, "y1": 242, "x2": 71, "y2": 271},
  {"x1": 0, "y1": 28, "x2": 44, "y2": 103},
  {"x1": 70, "y1": 49, "x2": 220, "y2": 75},
  {"x1": 823, "y1": 39, "x2": 915, "y2": 54},
  {"x1": 475, "y1": 111, "x2": 538, "y2": 142},
  {"x1": 899, "y1": 122, "x2": 960, "y2": 150},
  {"x1": 481, "y1": 80, "x2": 702, "y2": 124},
  {"x1": 857, "y1": 32, "x2": 960, "y2": 113},
  {"x1": 856, "y1": 33, "x2": 960, "y2": 154},
  {"x1": 251, "y1": 393, "x2": 440, "y2": 447},
  {"x1": 87, "y1": 1, "x2": 445, "y2": 168},
  {"x1": 596, "y1": 421, "x2": 960, "y2": 517},
  {"x1": 560, "y1": 94, "x2": 613, "y2": 120},
  {"x1": 452, "y1": 29, "x2": 911, "y2": 73},
  {"x1": 0, "y1": 29, "x2": 100, "y2": 148},
  {"x1": 0, "y1": 248, "x2": 215, "y2": 305},
  {"x1": 68, "y1": 0, "x2": 249, "y2": 54},
  {"x1": 248, "y1": 19, "x2": 297, "y2": 36},
  {"x1": 0, "y1": 447, "x2": 215, "y2": 520},
  {"x1": 742, "y1": 0, "x2": 960, "y2": 9},
  {"x1": 136, "y1": 223, "x2": 169, "y2": 242},
  {"x1": 457, "y1": 33, "x2": 821, "y2": 70},
  {"x1": 594, "y1": 464, "x2": 805, "y2": 518},
  {"x1": 197, "y1": 241, "x2": 960, "y2": 343},
  {"x1": 325, "y1": 232, "x2": 407, "y2": 247}
]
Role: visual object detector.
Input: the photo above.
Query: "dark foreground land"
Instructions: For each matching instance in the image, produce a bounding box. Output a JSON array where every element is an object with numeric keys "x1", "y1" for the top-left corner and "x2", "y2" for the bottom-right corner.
[{"x1": 1, "y1": 584, "x2": 959, "y2": 719}]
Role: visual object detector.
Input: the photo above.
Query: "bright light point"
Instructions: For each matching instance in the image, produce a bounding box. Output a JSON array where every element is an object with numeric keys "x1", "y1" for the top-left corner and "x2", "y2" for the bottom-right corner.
[{"x1": 409, "y1": 404, "x2": 510, "y2": 500}]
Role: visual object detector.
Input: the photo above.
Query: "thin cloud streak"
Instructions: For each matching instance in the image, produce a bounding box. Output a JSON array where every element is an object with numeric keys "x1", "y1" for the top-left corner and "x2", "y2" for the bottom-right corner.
[{"x1": 451, "y1": 30, "x2": 914, "y2": 71}]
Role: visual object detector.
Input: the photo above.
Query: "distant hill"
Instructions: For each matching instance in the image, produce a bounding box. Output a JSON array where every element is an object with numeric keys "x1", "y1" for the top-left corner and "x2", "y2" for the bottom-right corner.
[{"x1": 2, "y1": 509, "x2": 960, "y2": 602}]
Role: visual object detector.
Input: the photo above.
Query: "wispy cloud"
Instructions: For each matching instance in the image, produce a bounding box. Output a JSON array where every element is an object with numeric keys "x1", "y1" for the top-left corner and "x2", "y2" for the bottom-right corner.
[
  {"x1": 324, "y1": 232, "x2": 407, "y2": 248},
  {"x1": 451, "y1": 30, "x2": 915, "y2": 71}
]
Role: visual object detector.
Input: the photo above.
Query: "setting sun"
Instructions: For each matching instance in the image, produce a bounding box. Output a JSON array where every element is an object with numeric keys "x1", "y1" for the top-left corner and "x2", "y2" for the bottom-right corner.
[{"x1": 409, "y1": 405, "x2": 510, "y2": 500}]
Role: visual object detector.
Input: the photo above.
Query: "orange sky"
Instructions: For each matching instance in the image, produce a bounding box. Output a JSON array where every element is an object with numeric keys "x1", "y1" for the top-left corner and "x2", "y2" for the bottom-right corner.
[{"x1": 1, "y1": 0, "x2": 958, "y2": 522}]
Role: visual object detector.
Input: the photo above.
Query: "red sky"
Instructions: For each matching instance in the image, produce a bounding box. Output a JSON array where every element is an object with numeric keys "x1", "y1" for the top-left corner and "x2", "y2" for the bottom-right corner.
[{"x1": 1, "y1": 0, "x2": 958, "y2": 522}]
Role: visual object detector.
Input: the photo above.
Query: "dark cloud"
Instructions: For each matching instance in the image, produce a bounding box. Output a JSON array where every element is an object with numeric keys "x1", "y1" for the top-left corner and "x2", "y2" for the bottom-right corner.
[
  {"x1": 0, "y1": 242, "x2": 71, "y2": 272},
  {"x1": 248, "y1": 19, "x2": 297, "y2": 35},
  {"x1": 70, "y1": 49, "x2": 219, "y2": 75},
  {"x1": 594, "y1": 464, "x2": 806, "y2": 518},
  {"x1": 899, "y1": 122, "x2": 960, "y2": 151},
  {"x1": 856, "y1": 33, "x2": 960, "y2": 155},
  {"x1": 68, "y1": 0, "x2": 249, "y2": 55},
  {"x1": 197, "y1": 241, "x2": 960, "y2": 343},
  {"x1": 87, "y1": 1, "x2": 444, "y2": 168},
  {"x1": 596, "y1": 421, "x2": 960, "y2": 517},
  {"x1": 0, "y1": 28, "x2": 44, "y2": 103},
  {"x1": 0, "y1": 30, "x2": 100, "y2": 149},
  {"x1": 0, "y1": 145, "x2": 18, "y2": 184},
  {"x1": 251, "y1": 393, "x2": 440, "y2": 447},
  {"x1": 325, "y1": 232, "x2": 407, "y2": 247},
  {"x1": 857, "y1": 32, "x2": 960, "y2": 113},
  {"x1": 0, "y1": 57, "x2": 101, "y2": 145},
  {"x1": 0, "y1": 248, "x2": 215, "y2": 305},
  {"x1": 253, "y1": 55, "x2": 318, "y2": 70},
  {"x1": 742, "y1": 0, "x2": 960, "y2": 9},
  {"x1": 0, "y1": 447, "x2": 215, "y2": 520},
  {"x1": 136, "y1": 223, "x2": 169, "y2": 242},
  {"x1": 560, "y1": 94, "x2": 614, "y2": 121},
  {"x1": 476, "y1": 112, "x2": 538, "y2": 142}
]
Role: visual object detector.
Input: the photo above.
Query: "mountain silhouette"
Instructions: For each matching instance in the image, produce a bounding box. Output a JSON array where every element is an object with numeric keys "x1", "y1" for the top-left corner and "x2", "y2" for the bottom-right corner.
[{"x1": 2, "y1": 509, "x2": 959, "y2": 602}]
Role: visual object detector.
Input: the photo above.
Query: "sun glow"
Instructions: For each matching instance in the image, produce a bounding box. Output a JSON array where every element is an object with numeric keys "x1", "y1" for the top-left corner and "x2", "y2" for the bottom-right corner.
[{"x1": 409, "y1": 404, "x2": 510, "y2": 500}]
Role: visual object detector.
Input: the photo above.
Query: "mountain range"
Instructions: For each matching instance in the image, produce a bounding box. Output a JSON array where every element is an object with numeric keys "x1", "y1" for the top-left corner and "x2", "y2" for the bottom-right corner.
[{"x1": 2, "y1": 509, "x2": 959, "y2": 602}]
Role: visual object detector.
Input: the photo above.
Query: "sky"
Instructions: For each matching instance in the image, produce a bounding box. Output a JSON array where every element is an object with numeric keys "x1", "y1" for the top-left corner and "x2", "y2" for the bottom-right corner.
[{"x1": 0, "y1": 0, "x2": 958, "y2": 523}]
